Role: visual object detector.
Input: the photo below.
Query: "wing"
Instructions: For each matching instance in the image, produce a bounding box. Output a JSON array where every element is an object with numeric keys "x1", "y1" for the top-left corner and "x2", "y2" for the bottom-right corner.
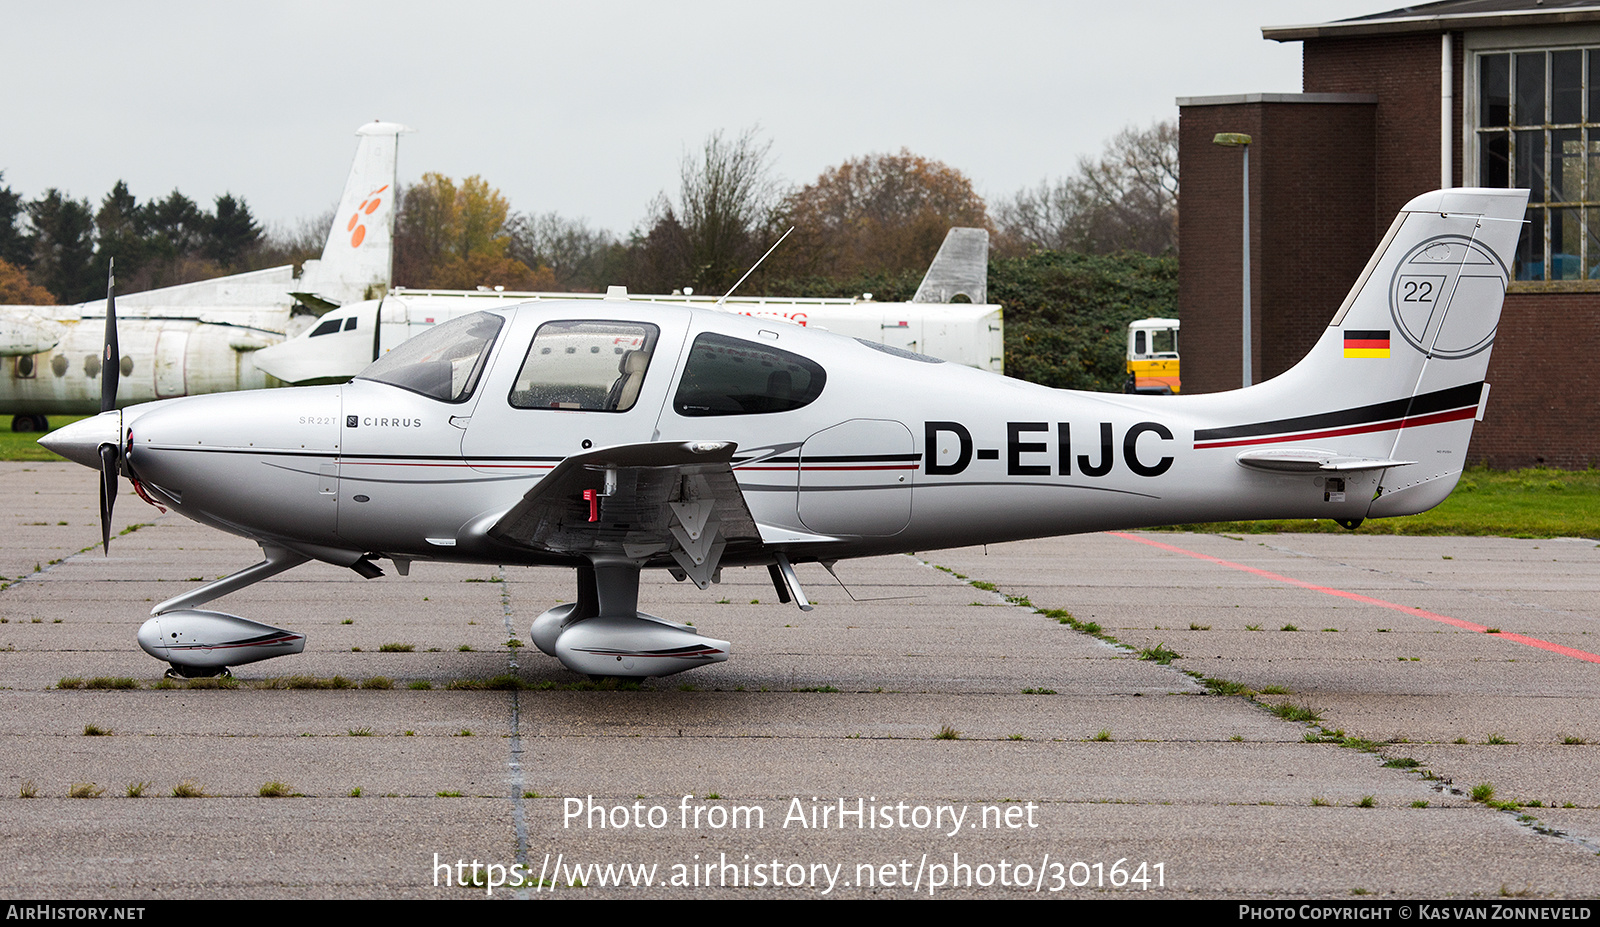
[{"x1": 487, "y1": 440, "x2": 763, "y2": 588}]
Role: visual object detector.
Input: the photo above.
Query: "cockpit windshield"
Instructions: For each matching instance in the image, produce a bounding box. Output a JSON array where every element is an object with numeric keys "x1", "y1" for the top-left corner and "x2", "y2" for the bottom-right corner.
[{"x1": 356, "y1": 311, "x2": 503, "y2": 403}]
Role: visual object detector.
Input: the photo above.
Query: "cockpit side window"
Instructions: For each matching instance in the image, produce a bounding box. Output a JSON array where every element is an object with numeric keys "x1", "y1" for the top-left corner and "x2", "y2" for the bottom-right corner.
[
  {"x1": 310, "y1": 318, "x2": 342, "y2": 337},
  {"x1": 673, "y1": 332, "x2": 826, "y2": 416},
  {"x1": 356, "y1": 311, "x2": 503, "y2": 403},
  {"x1": 509, "y1": 320, "x2": 659, "y2": 412}
]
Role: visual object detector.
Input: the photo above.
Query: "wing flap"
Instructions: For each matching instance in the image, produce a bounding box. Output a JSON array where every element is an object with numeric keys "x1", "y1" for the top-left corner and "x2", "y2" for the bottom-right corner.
[{"x1": 487, "y1": 441, "x2": 763, "y2": 587}]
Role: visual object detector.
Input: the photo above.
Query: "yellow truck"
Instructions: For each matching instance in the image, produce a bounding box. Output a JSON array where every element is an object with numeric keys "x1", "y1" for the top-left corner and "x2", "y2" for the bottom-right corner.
[{"x1": 1124, "y1": 317, "x2": 1179, "y2": 394}]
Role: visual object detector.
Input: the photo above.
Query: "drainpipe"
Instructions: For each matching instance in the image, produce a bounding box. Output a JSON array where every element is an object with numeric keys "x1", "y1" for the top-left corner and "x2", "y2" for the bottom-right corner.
[{"x1": 1442, "y1": 32, "x2": 1454, "y2": 189}]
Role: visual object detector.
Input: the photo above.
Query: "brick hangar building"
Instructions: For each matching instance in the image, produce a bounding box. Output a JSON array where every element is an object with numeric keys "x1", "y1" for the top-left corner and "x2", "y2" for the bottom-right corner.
[{"x1": 1179, "y1": 0, "x2": 1600, "y2": 468}]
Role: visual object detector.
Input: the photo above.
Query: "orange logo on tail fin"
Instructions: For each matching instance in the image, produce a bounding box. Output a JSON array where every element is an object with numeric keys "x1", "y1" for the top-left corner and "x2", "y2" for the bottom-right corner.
[{"x1": 346, "y1": 184, "x2": 390, "y2": 248}]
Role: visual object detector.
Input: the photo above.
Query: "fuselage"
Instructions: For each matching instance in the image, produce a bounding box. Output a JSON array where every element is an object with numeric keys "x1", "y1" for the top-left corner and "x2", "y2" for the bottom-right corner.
[{"x1": 107, "y1": 299, "x2": 1396, "y2": 572}]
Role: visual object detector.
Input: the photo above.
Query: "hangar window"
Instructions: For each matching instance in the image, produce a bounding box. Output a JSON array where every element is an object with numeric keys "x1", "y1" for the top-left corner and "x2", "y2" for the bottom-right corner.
[
  {"x1": 1476, "y1": 47, "x2": 1600, "y2": 282},
  {"x1": 673, "y1": 332, "x2": 826, "y2": 416}
]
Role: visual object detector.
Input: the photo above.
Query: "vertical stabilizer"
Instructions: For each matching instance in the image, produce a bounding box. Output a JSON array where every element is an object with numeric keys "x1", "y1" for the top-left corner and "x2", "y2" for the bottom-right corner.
[
  {"x1": 912, "y1": 228, "x2": 988, "y2": 304},
  {"x1": 297, "y1": 121, "x2": 411, "y2": 306},
  {"x1": 1209, "y1": 187, "x2": 1527, "y2": 519}
]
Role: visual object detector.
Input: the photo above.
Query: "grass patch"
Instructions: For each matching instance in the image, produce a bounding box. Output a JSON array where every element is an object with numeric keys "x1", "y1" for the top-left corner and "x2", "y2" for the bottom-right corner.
[
  {"x1": 0, "y1": 416, "x2": 90, "y2": 461},
  {"x1": 171, "y1": 780, "x2": 206, "y2": 798},
  {"x1": 126, "y1": 781, "x2": 150, "y2": 798},
  {"x1": 254, "y1": 675, "x2": 355, "y2": 690},
  {"x1": 258, "y1": 781, "x2": 298, "y2": 798},
  {"x1": 361, "y1": 676, "x2": 393, "y2": 690},
  {"x1": 1153, "y1": 466, "x2": 1600, "y2": 538},
  {"x1": 1268, "y1": 702, "x2": 1322, "y2": 724},
  {"x1": 934, "y1": 724, "x2": 961, "y2": 740},
  {"x1": 1021, "y1": 687, "x2": 1057, "y2": 695},
  {"x1": 1382, "y1": 756, "x2": 1422, "y2": 769},
  {"x1": 1355, "y1": 795, "x2": 1376, "y2": 808},
  {"x1": 82, "y1": 724, "x2": 110, "y2": 736},
  {"x1": 1137, "y1": 643, "x2": 1180, "y2": 665},
  {"x1": 378, "y1": 643, "x2": 414, "y2": 653},
  {"x1": 1470, "y1": 782, "x2": 1496, "y2": 803},
  {"x1": 1199, "y1": 676, "x2": 1253, "y2": 696},
  {"x1": 61, "y1": 677, "x2": 139, "y2": 690},
  {"x1": 1091, "y1": 729, "x2": 1113, "y2": 742},
  {"x1": 792, "y1": 685, "x2": 839, "y2": 693},
  {"x1": 69, "y1": 782, "x2": 103, "y2": 799},
  {"x1": 1339, "y1": 735, "x2": 1382, "y2": 753}
]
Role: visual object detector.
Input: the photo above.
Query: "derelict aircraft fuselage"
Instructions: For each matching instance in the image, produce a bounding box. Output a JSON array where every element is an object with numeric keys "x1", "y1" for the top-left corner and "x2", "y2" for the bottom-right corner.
[{"x1": 42, "y1": 188, "x2": 1529, "y2": 679}]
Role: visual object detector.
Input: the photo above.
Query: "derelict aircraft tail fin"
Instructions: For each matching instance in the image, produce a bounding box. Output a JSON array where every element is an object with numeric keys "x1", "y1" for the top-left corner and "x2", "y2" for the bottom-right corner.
[
  {"x1": 1199, "y1": 187, "x2": 1527, "y2": 518},
  {"x1": 912, "y1": 228, "x2": 988, "y2": 304},
  {"x1": 295, "y1": 121, "x2": 412, "y2": 309}
]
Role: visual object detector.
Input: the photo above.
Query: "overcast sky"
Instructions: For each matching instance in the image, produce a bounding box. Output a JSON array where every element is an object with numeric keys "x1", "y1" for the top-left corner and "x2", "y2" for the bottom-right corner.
[{"x1": 4, "y1": 1, "x2": 1385, "y2": 238}]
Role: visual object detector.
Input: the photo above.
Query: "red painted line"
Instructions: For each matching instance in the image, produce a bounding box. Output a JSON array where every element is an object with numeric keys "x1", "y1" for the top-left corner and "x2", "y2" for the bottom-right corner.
[
  {"x1": 734, "y1": 465, "x2": 917, "y2": 472},
  {"x1": 341, "y1": 462, "x2": 555, "y2": 470},
  {"x1": 1107, "y1": 532, "x2": 1600, "y2": 664},
  {"x1": 1194, "y1": 407, "x2": 1478, "y2": 450}
]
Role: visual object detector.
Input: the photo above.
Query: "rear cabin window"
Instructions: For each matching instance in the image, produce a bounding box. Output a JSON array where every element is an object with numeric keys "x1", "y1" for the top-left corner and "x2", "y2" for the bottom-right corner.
[
  {"x1": 673, "y1": 332, "x2": 826, "y2": 416},
  {"x1": 509, "y1": 320, "x2": 659, "y2": 412}
]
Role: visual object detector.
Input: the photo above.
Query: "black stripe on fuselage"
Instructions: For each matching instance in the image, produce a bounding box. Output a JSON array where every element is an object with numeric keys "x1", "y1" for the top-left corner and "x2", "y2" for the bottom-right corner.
[{"x1": 1193, "y1": 382, "x2": 1483, "y2": 443}]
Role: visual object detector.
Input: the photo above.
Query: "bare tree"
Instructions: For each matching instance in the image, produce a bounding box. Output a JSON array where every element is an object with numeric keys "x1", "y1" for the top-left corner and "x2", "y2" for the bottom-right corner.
[
  {"x1": 630, "y1": 127, "x2": 780, "y2": 293},
  {"x1": 997, "y1": 120, "x2": 1178, "y2": 256},
  {"x1": 508, "y1": 211, "x2": 616, "y2": 291}
]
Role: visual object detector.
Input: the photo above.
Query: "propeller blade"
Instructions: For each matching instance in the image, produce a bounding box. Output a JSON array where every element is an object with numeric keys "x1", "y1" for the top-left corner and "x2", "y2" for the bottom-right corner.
[
  {"x1": 101, "y1": 258, "x2": 119, "y2": 414},
  {"x1": 98, "y1": 442, "x2": 118, "y2": 554}
]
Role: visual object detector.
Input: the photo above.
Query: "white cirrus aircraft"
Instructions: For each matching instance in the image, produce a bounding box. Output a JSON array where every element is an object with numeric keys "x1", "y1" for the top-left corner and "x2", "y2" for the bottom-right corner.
[{"x1": 40, "y1": 187, "x2": 1527, "y2": 679}]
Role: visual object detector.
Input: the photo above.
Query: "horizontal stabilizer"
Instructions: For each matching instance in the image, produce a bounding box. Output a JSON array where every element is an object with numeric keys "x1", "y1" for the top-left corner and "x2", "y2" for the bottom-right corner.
[
  {"x1": 288, "y1": 291, "x2": 341, "y2": 314},
  {"x1": 1236, "y1": 448, "x2": 1414, "y2": 473}
]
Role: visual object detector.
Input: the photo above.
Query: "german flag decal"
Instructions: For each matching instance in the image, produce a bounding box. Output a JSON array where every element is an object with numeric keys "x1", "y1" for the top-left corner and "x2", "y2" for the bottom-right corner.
[{"x1": 1344, "y1": 329, "x2": 1390, "y2": 358}]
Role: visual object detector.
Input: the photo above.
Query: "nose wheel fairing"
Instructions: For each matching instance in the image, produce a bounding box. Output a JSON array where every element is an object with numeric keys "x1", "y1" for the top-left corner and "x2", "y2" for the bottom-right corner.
[{"x1": 137, "y1": 609, "x2": 306, "y2": 675}]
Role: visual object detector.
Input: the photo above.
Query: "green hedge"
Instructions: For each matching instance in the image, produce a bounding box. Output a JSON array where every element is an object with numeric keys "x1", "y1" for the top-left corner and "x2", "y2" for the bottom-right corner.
[{"x1": 761, "y1": 250, "x2": 1179, "y2": 392}]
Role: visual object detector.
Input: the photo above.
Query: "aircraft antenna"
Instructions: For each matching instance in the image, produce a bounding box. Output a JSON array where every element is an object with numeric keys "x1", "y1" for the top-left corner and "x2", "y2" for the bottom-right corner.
[
  {"x1": 821, "y1": 561, "x2": 919, "y2": 603},
  {"x1": 716, "y1": 226, "x2": 793, "y2": 307}
]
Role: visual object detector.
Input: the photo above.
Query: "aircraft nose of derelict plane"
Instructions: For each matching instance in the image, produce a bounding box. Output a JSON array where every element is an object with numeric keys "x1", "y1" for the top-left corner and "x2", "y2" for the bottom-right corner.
[{"x1": 38, "y1": 410, "x2": 121, "y2": 470}]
